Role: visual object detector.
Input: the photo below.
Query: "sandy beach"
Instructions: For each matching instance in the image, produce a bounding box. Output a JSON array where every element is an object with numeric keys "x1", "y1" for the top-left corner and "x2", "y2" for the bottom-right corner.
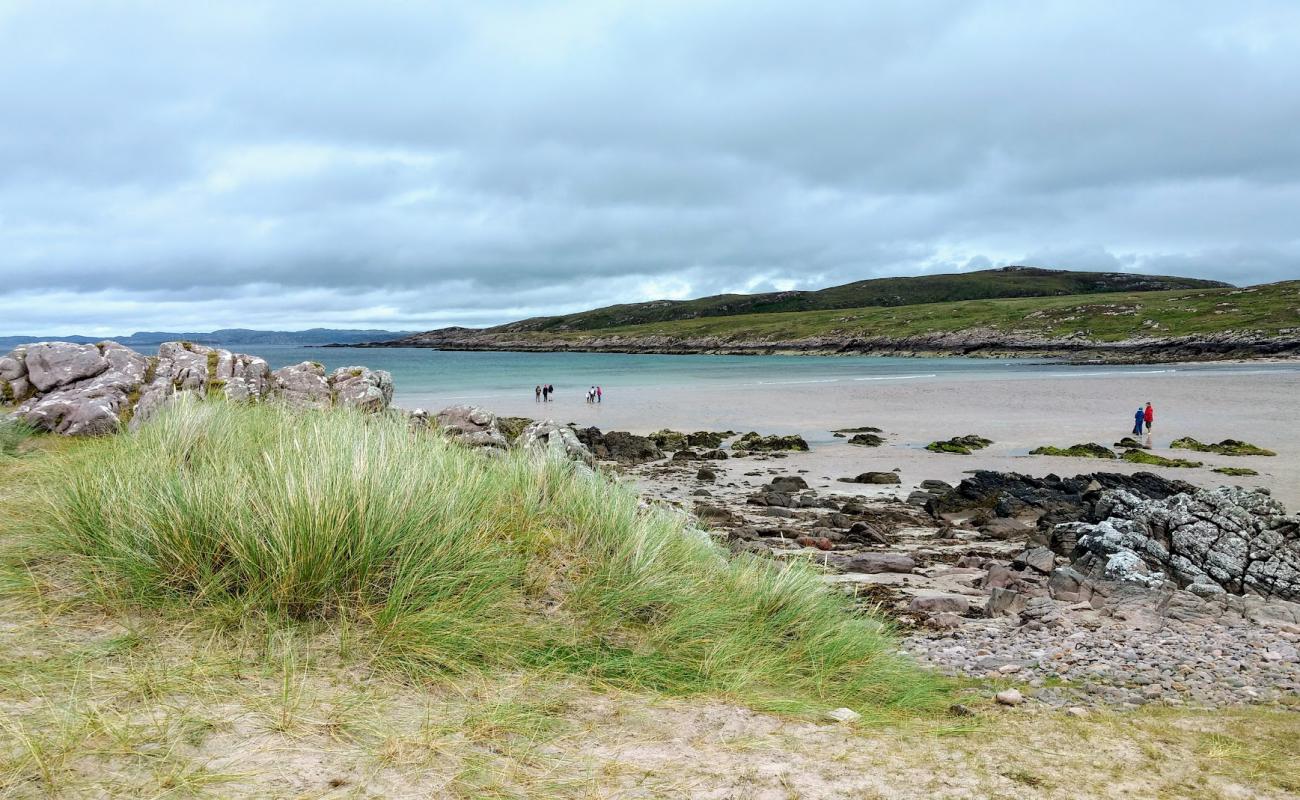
[{"x1": 470, "y1": 365, "x2": 1300, "y2": 509}]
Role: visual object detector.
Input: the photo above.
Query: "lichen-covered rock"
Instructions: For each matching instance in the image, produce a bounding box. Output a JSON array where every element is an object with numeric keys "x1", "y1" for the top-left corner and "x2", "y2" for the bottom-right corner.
[
  {"x1": 330, "y1": 366, "x2": 393, "y2": 412},
  {"x1": 271, "y1": 361, "x2": 332, "y2": 410},
  {"x1": 925, "y1": 435, "x2": 992, "y2": 454},
  {"x1": 1030, "y1": 443, "x2": 1116, "y2": 459},
  {"x1": 1061, "y1": 486, "x2": 1300, "y2": 601},
  {"x1": 518, "y1": 420, "x2": 594, "y2": 465},
  {"x1": 6, "y1": 340, "x2": 391, "y2": 435},
  {"x1": 648, "y1": 429, "x2": 689, "y2": 451},
  {"x1": 434, "y1": 405, "x2": 507, "y2": 449},
  {"x1": 574, "y1": 427, "x2": 664, "y2": 464},
  {"x1": 9, "y1": 342, "x2": 149, "y2": 435}
]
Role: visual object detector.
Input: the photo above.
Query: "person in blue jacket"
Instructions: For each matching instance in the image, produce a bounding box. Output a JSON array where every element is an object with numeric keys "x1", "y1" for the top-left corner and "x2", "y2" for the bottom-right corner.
[{"x1": 1132, "y1": 406, "x2": 1145, "y2": 436}]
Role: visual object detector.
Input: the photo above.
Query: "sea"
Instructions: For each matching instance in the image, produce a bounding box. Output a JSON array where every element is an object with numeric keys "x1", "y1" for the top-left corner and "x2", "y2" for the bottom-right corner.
[{"x1": 246, "y1": 346, "x2": 1300, "y2": 411}]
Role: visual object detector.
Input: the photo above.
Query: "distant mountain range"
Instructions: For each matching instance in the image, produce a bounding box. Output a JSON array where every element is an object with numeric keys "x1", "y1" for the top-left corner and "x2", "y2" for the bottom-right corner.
[{"x1": 0, "y1": 328, "x2": 415, "y2": 351}]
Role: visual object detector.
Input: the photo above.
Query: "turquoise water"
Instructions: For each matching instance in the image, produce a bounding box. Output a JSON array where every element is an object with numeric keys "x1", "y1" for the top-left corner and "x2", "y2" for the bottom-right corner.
[{"x1": 245, "y1": 346, "x2": 1300, "y2": 409}]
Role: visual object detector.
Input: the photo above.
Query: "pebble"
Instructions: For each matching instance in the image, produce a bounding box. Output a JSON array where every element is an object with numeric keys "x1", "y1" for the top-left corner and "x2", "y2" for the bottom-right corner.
[
  {"x1": 824, "y1": 707, "x2": 861, "y2": 724},
  {"x1": 905, "y1": 616, "x2": 1300, "y2": 709},
  {"x1": 995, "y1": 689, "x2": 1024, "y2": 706}
]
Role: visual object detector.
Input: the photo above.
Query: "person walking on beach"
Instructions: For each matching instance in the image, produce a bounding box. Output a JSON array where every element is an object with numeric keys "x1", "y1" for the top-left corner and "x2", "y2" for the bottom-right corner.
[
  {"x1": 535, "y1": 385, "x2": 541, "y2": 402},
  {"x1": 1144, "y1": 402, "x2": 1155, "y2": 433},
  {"x1": 1132, "y1": 406, "x2": 1145, "y2": 437},
  {"x1": 596, "y1": 385, "x2": 602, "y2": 403},
  {"x1": 546, "y1": 384, "x2": 554, "y2": 401}
]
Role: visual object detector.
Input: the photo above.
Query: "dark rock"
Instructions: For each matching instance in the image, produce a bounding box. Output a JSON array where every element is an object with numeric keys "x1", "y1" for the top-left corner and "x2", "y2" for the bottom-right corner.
[
  {"x1": 1029, "y1": 443, "x2": 1117, "y2": 459},
  {"x1": 847, "y1": 433, "x2": 885, "y2": 447},
  {"x1": 925, "y1": 435, "x2": 992, "y2": 455},
  {"x1": 768, "y1": 476, "x2": 809, "y2": 492},
  {"x1": 695, "y1": 467, "x2": 717, "y2": 482},
  {"x1": 735, "y1": 432, "x2": 810, "y2": 452},
  {"x1": 795, "y1": 535, "x2": 834, "y2": 551},
  {"x1": 671, "y1": 449, "x2": 702, "y2": 462},
  {"x1": 846, "y1": 521, "x2": 890, "y2": 545},
  {"x1": 1014, "y1": 547, "x2": 1057, "y2": 574},
  {"x1": 686, "y1": 430, "x2": 734, "y2": 449},
  {"x1": 839, "y1": 471, "x2": 901, "y2": 485},
  {"x1": 843, "y1": 553, "x2": 916, "y2": 574},
  {"x1": 909, "y1": 595, "x2": 971, "y2": 614}
]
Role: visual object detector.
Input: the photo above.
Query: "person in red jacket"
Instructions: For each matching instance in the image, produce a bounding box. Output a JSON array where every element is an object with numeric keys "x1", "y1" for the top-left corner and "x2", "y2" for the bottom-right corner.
[{"x1": 1144, "y1": 402, "x2": 1155, "y2": 433}]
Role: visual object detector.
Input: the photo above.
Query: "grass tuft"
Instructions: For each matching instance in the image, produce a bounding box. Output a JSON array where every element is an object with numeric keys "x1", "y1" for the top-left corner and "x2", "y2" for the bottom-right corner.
[{"x1": 30, "y1": 398, "x2": 945, "y2": 715}]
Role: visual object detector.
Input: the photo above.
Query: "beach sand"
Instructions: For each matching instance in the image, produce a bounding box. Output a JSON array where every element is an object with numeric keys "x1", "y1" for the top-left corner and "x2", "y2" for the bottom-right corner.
[{"x1": 471, "y1": 367, "x2": 1300, "y2": 509}]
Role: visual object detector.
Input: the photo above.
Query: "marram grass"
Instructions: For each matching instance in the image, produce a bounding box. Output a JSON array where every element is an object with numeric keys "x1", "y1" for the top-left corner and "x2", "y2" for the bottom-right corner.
[{"x1": 33, "y1": 399, "x2": 945, "y2": 713}]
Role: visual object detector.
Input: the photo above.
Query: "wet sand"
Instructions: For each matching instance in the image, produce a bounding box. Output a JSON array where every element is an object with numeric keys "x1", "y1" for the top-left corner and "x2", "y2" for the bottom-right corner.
[{"x1": 468, "y1": 366, "x2": 1300, "y2": 509}]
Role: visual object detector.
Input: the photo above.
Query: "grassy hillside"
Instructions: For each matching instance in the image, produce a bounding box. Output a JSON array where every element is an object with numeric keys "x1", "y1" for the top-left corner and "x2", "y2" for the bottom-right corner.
[
  {"x1": 498, "y1": 267, "x2": 1230, "y2": 333},
  {"x1": 16, "y1": 399, "x2": 942, "y2": 714},
  {"x1": 537, "y1": 281, "x2": 1299, "y2": 344}
]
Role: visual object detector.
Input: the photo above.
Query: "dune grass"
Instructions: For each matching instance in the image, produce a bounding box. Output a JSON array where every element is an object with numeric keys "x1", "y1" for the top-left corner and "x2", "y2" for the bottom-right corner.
[
  {"x1": 0, "y1": 418, "x2": 34, "y2": 459},
  {"x1": 26, "y1": 398, "x2": 944, "y2": 715}
]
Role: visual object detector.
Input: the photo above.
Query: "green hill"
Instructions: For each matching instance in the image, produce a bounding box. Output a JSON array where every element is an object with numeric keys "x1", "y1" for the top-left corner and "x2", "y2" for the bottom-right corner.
[{"x1": 497, "y1": 267, "x2": 1230, "y2": 333}]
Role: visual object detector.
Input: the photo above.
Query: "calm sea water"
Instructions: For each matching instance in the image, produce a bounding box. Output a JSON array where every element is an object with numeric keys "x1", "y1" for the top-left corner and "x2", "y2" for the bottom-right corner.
[{"x1": 245, "y1": 346, "x2": 1300, "y2": 410}]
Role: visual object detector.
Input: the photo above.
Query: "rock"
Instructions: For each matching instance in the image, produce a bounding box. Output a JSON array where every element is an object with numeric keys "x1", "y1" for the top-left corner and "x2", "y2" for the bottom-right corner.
[
  {"x1": 22, "y1": 342, "x2": 109, "y2": 392},
  {"x1": 671, "y1": 449, "x2": 702, "y2": 462},
  {"x1": 1065, "y1": 706, "x2": 1089, "y2": 719},
  {"x1": 925, "y1": 435, "x2": 992, "y2": 455},
  {"x1": 695, "y1": 504, "x2": 739, "y2": 525},
  {"x1": 839, "y1": 471, "x2": 901, "y2": 485},
  {"x1": 648, "y1": 429, "x2": 689, "y2": 451},
  {"x1": 846, "y1": 521, "x2": 890, "y2": 545},
  {"x1": 847, "y1": 433, "x2": 885, "y2": 447},
  {"x1": 695, "y1": 467, "x2": 717, "y2": 482},
  {"x1": 980, "y1": 517, "x2": 1033, "y2": 540},
  {"x1": 795, "y1": 535, "x2": 834, "y2": 551},
  {"x1": 734, "y1": 432, "x2": 809, "y2": 452},
  {"x1": 699, "y1": 449, "x2": 729, "y2": 460},
  {"x1": 927, "y1": 612, "x2": 964, "y2": 630},
  {"x1": 6, "y1": 340, "x2": 392, "y2": 436},
  {"x1": 843, "y1": 553, "x2": 915, "y2": 574},
  {"x1": 1030, "y1": 443, "x2": 1117, "y2": 459},
  {"x1": 986, "y1": 587, "x2": 1028, "y2": 618},
  {"x1": 1014, "y1": 547, "x2": 1057, "y2": 574},
  {"x1": 517, "y1": 420, "x2": 594, "y2": 465},
  {"x1": 926, "y1": 470, "x2": 1195, "y2": 524},
  {"x1": 267, "y1": 360, "x2": 330, "y2": 408},
  {"x1": 768, "y1": 476, "x2": 809, "y2": 492},
  {"x1": 995, "y1": 689, "x2": 1024, "y2": 706},
  {"x1": 686, "y1": 430, "x2": 733, "y2": 449},
  {"x1": 1114, "y1": 436, "x2": 1150, "y2": 450},
  {"x1": 1062, "y1": 486, "x2": 1300, "y2": 601},
  {"x1": 947, "y1": 703, "x2": 976, "y2": 717},
  {"x1": 920, "y1": 479, "x2": 953, "y2": 492},
  {"x1": 1120, "y1": 449, "x2": 1202, "y2": 468},
  {"x1": 909, "y1": 595, "x2": 971, "y2": 614},
  {"x1": 435, "y1": 405, "x2": 508, "y2": 448},
  {"x1": 824, "y1": 707, "x2": 861, "y2": 724},
  {"x1": 574, "y1": 428, "x2": 664, "y2": 464},
  {"x1": 1171, "y1": 437, "x2": 1276, "y2": 457},
  {"x1": 330, "y1": 366, "x2": 394, "y2": 412}
]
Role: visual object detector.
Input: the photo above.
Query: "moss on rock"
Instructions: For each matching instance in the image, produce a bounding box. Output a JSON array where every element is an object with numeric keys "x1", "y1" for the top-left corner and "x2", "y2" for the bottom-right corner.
[
  {"x1": 1171, "y1": 437, "x2": 1276, "y2": 457},
  {"x1": 1030, "y1": 443, "x2": 1117, "y2": 459},
  {"x1": 1121, "y1": 450, "x2": 1202, "y2": 468},
  {"x1": 1213, "y1": 466, "x2": 1259, "y2": 477},
  {"x1": 925, "y1": 435, "x2": 992, "y2": 455}
]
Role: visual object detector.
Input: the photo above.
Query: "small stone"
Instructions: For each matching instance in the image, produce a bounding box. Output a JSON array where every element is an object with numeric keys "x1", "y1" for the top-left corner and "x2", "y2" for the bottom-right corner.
[
  {"x1": 995, "y1": 689, "x2": 1024, "y2": 706},
  {"x1": 824, "y1": 707, "x2": 861, "y2": 724},
  {"x1": 997, "y1": 663, "x2": 1023, "y2": 675},
  {"x1": 1065, "y1": 706, "x2": 1089, "y2": 719}
]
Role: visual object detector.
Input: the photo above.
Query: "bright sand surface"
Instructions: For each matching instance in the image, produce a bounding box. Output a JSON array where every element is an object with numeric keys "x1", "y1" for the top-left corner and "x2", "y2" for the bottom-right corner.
[{"x1": 475, "y1": 367, "x2": 1300, "y2": 509}]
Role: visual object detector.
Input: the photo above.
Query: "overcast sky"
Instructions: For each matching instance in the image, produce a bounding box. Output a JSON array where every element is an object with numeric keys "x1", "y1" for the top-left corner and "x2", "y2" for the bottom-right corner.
[{"x1": 2, "y1": 1, "x2": 1299, "y2": 335}]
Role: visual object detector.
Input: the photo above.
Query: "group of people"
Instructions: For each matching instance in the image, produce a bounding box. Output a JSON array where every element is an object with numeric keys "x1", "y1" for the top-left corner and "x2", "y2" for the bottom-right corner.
[
  {"x1": 533, "y1": 384, "x2": 604, "y2": 403},
  {"x1": 1132, "y1": 401, "x2": 1155, "y2": 436}
]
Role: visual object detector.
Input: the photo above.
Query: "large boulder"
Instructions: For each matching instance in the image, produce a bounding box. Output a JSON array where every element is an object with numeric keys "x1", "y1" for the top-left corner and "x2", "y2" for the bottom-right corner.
[
  {"x1": 518, "y1": 420, "x2": 594, "y2": 465},
  {"x1": 8, "y1": 342, "x2": 149, "y2": 435},
  {"x1": 270, "y1": 361, "x2": 332, "y2": 410},
  {"x1": 1060, "y1": 486, "x2": 1300, "y2": 601},
  {"x1": 330, "y1": 366, "x2": 394, "y2": 412},
  {"x1": 435, "y1": 405, "x2": 507, "y2": 449},
  {"x1": 574, "y1": 427, "x2": 664, "y2": 464}
]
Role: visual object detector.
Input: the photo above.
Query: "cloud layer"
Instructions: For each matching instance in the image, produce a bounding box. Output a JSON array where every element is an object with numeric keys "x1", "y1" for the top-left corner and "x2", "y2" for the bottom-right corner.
[{"x1": 2, "y1": 1, "x2": 1299, "y2": 335}]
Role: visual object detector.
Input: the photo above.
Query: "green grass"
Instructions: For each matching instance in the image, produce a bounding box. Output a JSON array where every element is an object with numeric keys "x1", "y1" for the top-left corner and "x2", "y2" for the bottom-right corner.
[
  {"x1": 25, "y1": 398, "x2": 944, "y2": 715},
  {"x1": 500, "y1": 267, "x2": 1229, "y2": 333},
  {"x1": 0, "y1": 418, "x2": 35, "y2": 459},
  {"x1": 523, "y1": 280, "x2": 1299, "y2": 344}
]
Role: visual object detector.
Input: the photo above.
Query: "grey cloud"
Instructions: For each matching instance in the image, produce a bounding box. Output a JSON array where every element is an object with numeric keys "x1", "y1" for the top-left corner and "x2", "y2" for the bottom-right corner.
[{"x1": 2, "y1": 1, "x2": 1299, "y2": 335}]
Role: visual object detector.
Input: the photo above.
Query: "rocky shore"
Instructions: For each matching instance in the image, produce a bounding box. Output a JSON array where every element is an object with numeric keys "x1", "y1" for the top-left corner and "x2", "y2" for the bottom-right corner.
[{"x1": 357, "y1": 326, "x2": 1300, "y2": 364}]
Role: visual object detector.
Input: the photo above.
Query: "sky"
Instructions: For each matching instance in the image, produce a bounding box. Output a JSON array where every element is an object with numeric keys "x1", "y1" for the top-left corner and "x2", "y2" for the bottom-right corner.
[{"x1": 2, "y1": 1, "x2": 1299, "y2": 336}]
